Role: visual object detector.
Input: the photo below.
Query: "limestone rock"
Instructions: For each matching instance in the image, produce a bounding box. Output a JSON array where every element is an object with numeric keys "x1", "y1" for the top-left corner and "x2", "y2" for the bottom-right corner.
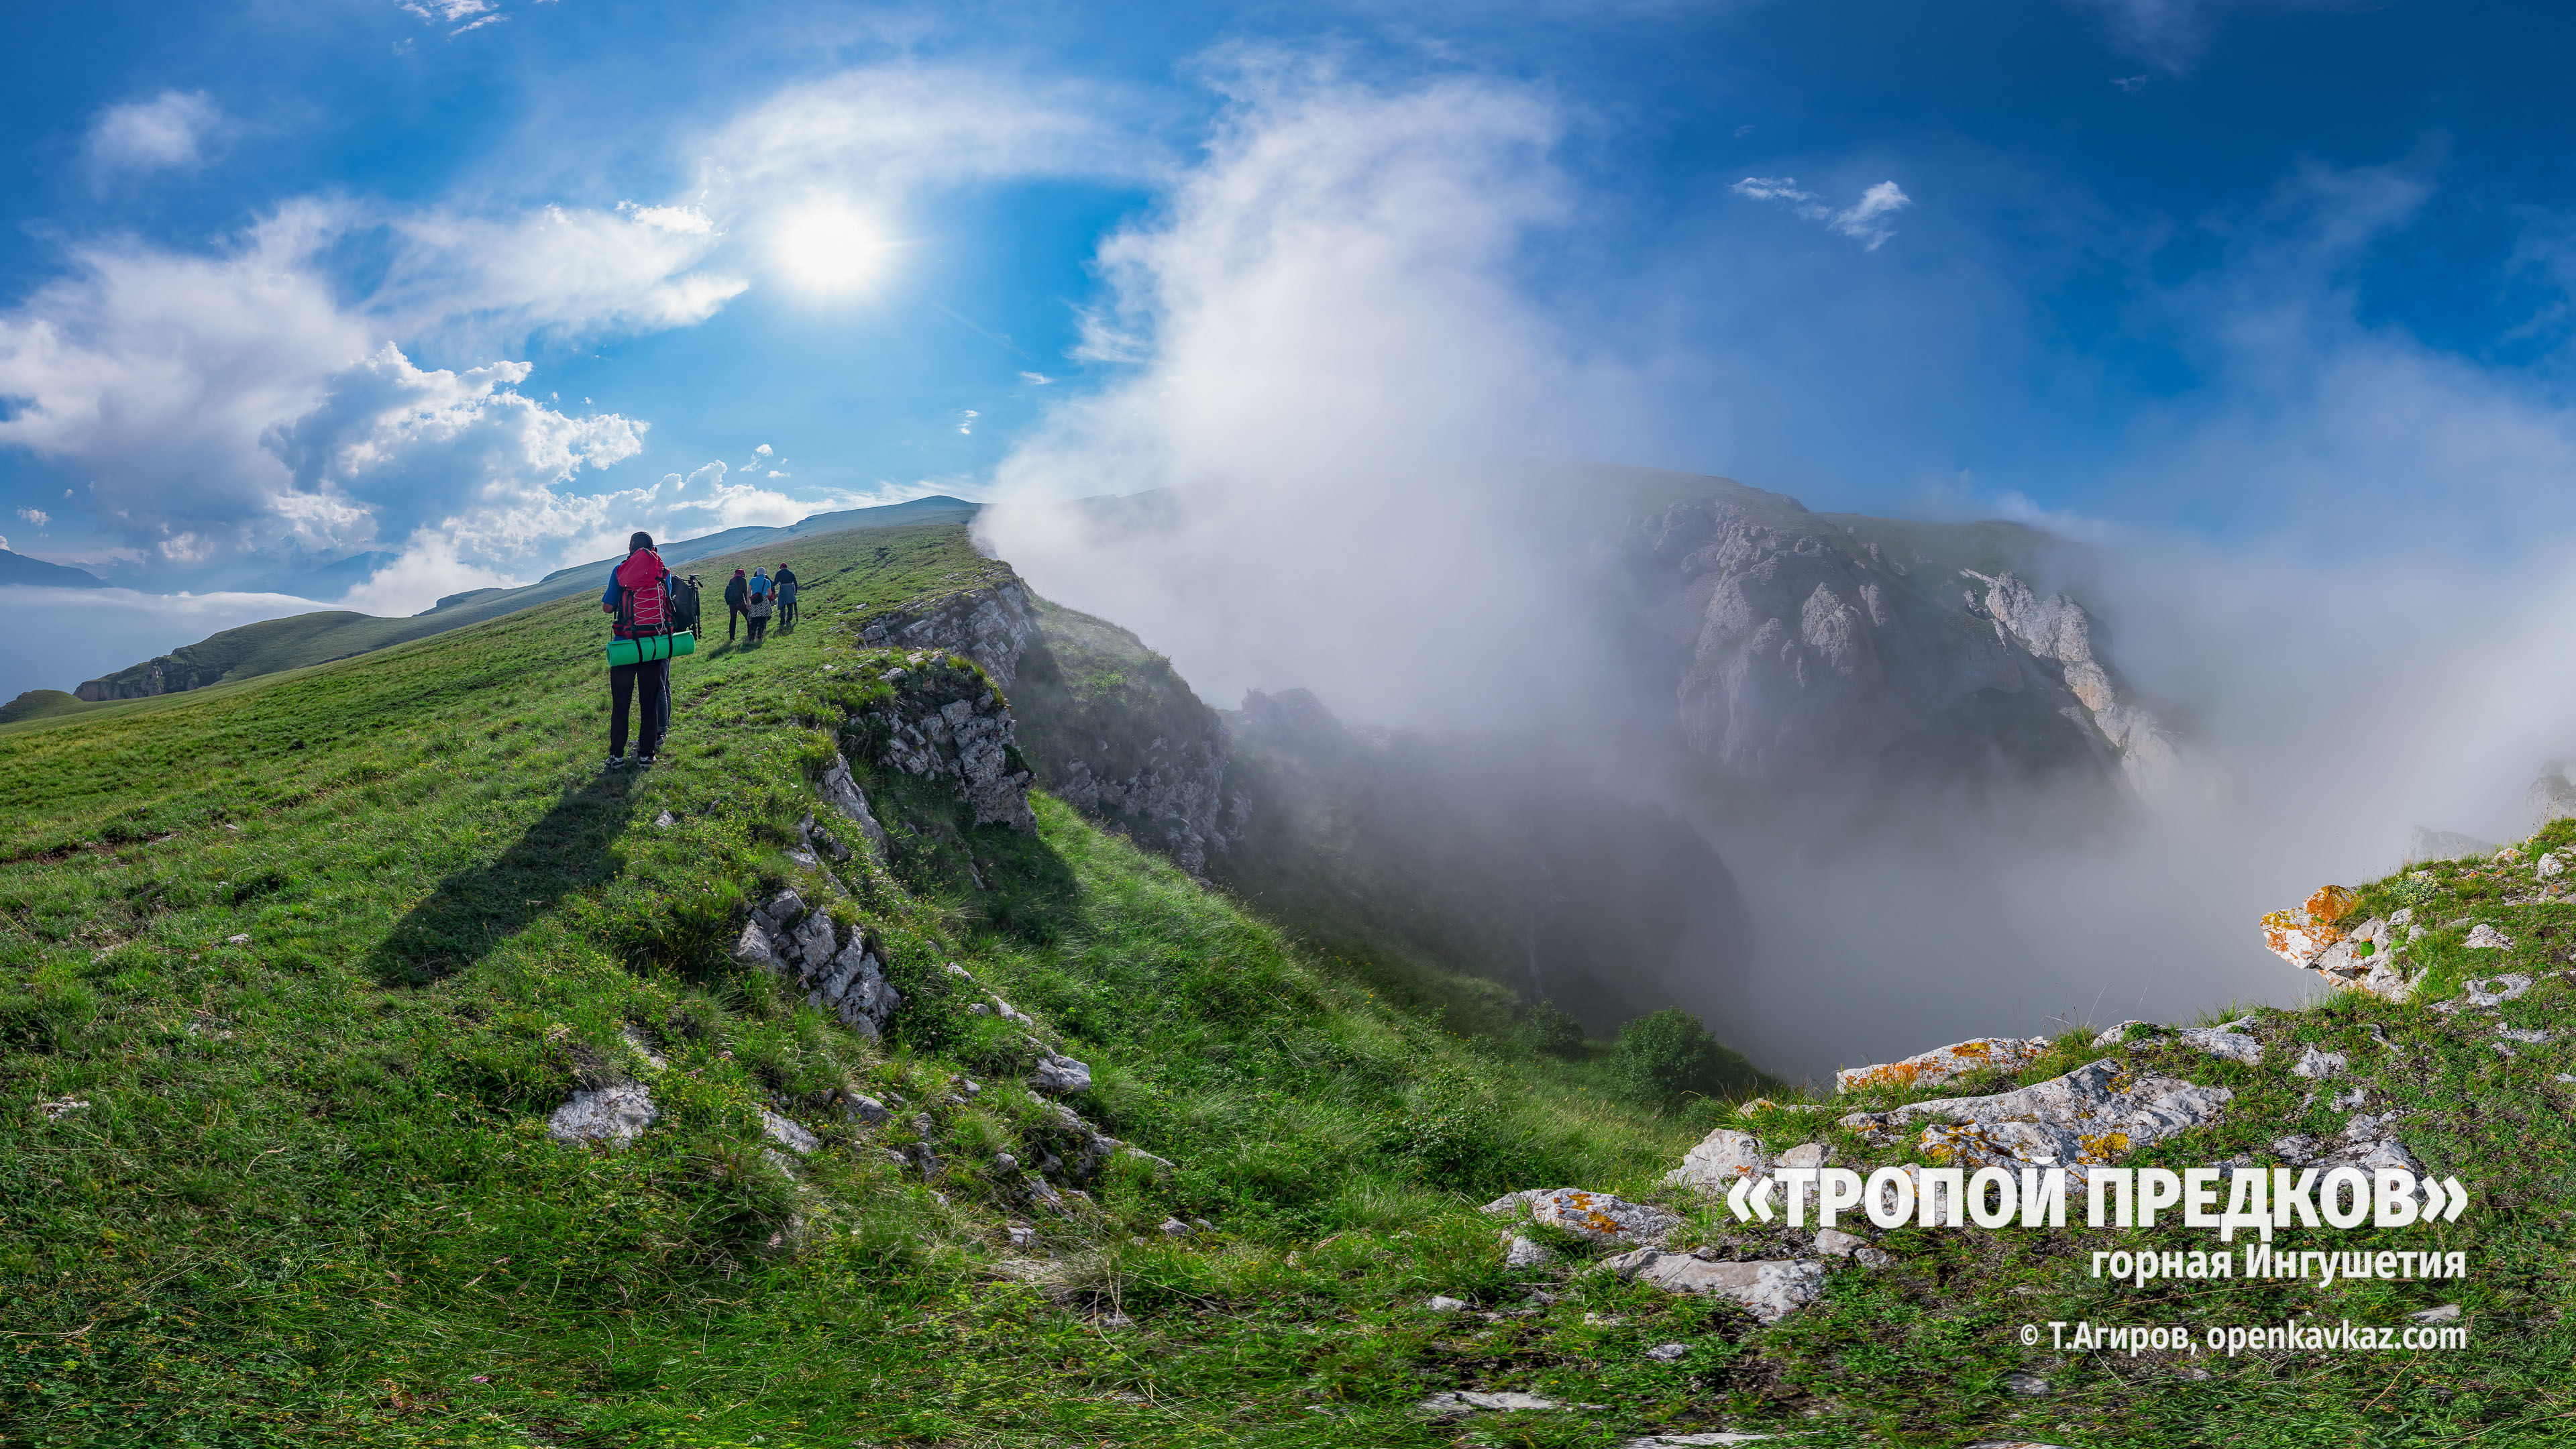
[
  {"x1": 2092, "y1": 1020, "x2": 2152, "y2": 1046},
  {"x1": 1776, "y1": 1141, "x2": 1829, "y2": 1169},
  {"x1": 819, "y1": 753, "x2": 890, "y2": 857},
  {"x1": 1836, "y1": 1036, "x2": 2049, "y2": 1094},
  {"x1": 761, "y1": 1110, "x2": 820, "y2": 1154},
  {"x1": 548, "y1": 1084, "x2": 658, "y2": 1147},
  {"x1": 1501, "y1": 1234, "x2": 1553, "y2": 1269},
  {"x1": 800, "y1": 936, "x2": 902, "y2": 1040},
  {"x1": 1503, "y1": 1187, "x2": 1682, "y2": 1246},
  {"x1": 2465, "y1": 924, "x2": 2512, "y2": 951},
  {"x1": 1667, "y1": 1127, "x2": 1768, "y2": 1191},
  {"x1": 1030, "y1": 1053, "x2": 1093, "y2": 1095},
  {"x1": 1840, "y1": 1059, "x2": 2231, "y2": 1177},
  {"x1": 1420, "y1": 1390, "x2": 1559, "y2": 1416},
  {"x1": 1616, "y1": 1436, "x2": 1776, "y2": 1448},
  {"x1": 1599, "y1": 1249, "x2": 1825, "y2": 1324},
  {"x1": 843, "y1": 1092, "x2": 890, "y2": 1126},
  {"x1": 2174, "y1": 1023, "x2": 2263, "y2": 1065},
  {"x1": 1812, "y1": 1228, "x2": 1885, "y2": 1267},
  {"x1": 1644, "y1": 1342, "x2": 1689, "y2": 1362},
  {"x1": 2440, "y1": 973, "x2": 2532, "y2": 1011},
  {"x1": 2291, "y1": 1046, "x2": 2349, "y2": 1079}
]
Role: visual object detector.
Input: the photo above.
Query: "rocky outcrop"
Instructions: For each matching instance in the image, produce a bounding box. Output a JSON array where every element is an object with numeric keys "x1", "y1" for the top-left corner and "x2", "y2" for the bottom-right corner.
[
  {"x1": 1623, "y1": 493, "x2": 2186, "y2": 796},
  {"x1": 1975, "y1": 571, "x2": 2188, "y2": 794},
  {"x1": 859, "y1": 651, "x2": 1036, "y2": 833},
  {"x1": 1837, "y1": 1058, "x2": 2233, "y2": 1182},
  {"x1": 735, "y1": 889, "x2": 903, "y2": 1038},
  {"x1": 857, "y1": 580, "x2": 1036, "y2": 687},
  {"x1": 1834, "y1": 1036, "x2": 2050, "y2": 1095},
  {"x1": 1598, "y1": 1250, "x2": 1825, "y2": 1324},
  {"x1": 1012, "y1": 599, "x2": 1235, "y2": 876}
]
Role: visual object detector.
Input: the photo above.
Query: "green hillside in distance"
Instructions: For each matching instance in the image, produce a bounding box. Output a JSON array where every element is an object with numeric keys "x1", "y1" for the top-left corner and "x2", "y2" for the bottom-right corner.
[{"x1": 54, "y1": 494, "x2": 977, "y2": 709}]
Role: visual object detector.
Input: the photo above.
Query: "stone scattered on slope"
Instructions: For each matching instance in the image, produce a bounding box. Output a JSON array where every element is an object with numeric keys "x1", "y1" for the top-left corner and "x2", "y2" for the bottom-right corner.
[
  {"x1": 548, "y1": 1084, "x2": 658, "y2": 1147},
  {"x1": 1501, "y1": 1234, "x2": 1553, "y2": 1269},
  {"x1": 2410, "y1": 1303, "x2": 2461, "y2": 1323},
  {"x1": 1030, "y1": 1053, "x2": 1093, "y2": 1094},
  {"x1": 819, "y1": 752, "x2": 891, "y2": 857},
  {"x1": 2466, "y1": 924, "x2": 2512, "y2": 950},
  {"x1": 761, "y1": 1110, "x2": 820, "y2": 1154},
  {"x1": 1835, "y1": 1036, "x2": 2050, "y2": 1094},
  {"x1": 2435, "y1": 974, "x2": 2534, "y2": 1014},
  {"x1": 1599, "y1": 1248, "x2": 1825, "y2": 1324},
  {"x1": 2174, "y1": 1022, "x2": 2263, "y2": 1064},
  {"x1": 1812, "y1": 1228, "x2": 1887, "y2": 1267},
  {"x1": 1485, "y1": 1187, "x2": 1682, "y2": 1246},
  {"x1": 1616, "y1": 1436, "x2": 1775, "y2": 1448},
  {"x1": 1776, "y1": 1141, "x2": 1829, "y2": 1169},
  {"x1": 1840, "y1": 1059, "x2": 2231, "y2": 1178},
  {"x1": 1666, "y1": 1128, "x2": 1768, "y2": 1191},
  {"x1": 1425, "y1": 1295, "x2": 1470, "y2": 1313},
  {"x1": 2291, "y1": 1046, "x2": 2348, "y2": 1079},
  {"x1": 1420, "y1": 1391, "x2": 1560, "y2": 1416},
  {"x1": 1644, "y1": 1342, "x2": 1689, "y2": 1362},
  {"x1": 2092, "y1": 1020, "x2": 2152, "y2": 1046}
]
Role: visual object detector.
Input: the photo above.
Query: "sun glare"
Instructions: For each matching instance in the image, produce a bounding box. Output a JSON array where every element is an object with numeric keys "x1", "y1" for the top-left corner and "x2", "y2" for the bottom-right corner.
[{"x1": 773, "y1": 205, "x2": 891, "y2": 293}]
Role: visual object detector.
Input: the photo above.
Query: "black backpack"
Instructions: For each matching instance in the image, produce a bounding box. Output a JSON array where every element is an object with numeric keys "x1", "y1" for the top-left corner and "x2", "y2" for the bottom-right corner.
[{"x1": 667, "y1": 576, "x2": 703, "y2": 633}]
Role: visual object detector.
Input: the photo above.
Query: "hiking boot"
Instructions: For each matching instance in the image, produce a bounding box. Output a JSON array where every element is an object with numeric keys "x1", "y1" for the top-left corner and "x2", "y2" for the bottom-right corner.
[
  {"x1": 603, "y1": 755, "x2": 627, "y2": 772},
  {"x1": 636, "y1": 754, "x2": 657, "y2": 769}
]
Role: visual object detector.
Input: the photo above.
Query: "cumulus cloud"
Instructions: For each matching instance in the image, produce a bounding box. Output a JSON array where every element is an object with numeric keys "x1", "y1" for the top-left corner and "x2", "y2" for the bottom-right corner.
[
  {"x1": 0, "y1": 194, "x2": 739, "y2": 586},
  {"x1": 1729, "y1": 175, "x2": 1914, "y2": 250},
  {"x1": 983, "y1": 61, "x2": 1654, "y2": 724},
  {"x1": 17, "y1": 508, "x2": 50, "y2": 528},
  {"x1": 710, "y1": 64, "x2": 1150, "y2": 199},
  {"x1": 86, "y1": 91, "x2": 221, "y2": 179},
  {"x1": 258, "y1": 343, "x2": 646, "y2": 611}
]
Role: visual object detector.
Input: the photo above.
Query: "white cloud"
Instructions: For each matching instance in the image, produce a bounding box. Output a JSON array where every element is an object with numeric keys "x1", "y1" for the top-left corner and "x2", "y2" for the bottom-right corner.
[
  {"x1": 258, "y1": 343, "x2": 645, "y2": 612},
  {"x1": 1730, "y1": 175, "x2": 1914, "y2": 250},
  {"x1": 86, "y1": 92, "x2": 221, "y2": 179},
  {"x1": 710, "y1": 64, "x2": 1149, "y2": 197},
  {"x1": 984, "y1": 61, "x2": 1644, "y2": 724},
  {"x1": 375, "y1": 204, "x2": 745, "y2": 353},
  {"x1": 16, "y1": 507, "x2": 49, "y2": 527},
  {"x1": 1018, "y1": 371, "x2": 1055, "y2": 385}
]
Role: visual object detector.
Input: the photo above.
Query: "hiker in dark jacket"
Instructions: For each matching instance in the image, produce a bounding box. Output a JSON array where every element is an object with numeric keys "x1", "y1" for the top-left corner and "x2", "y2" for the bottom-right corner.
[
  {"x1": 598, "y1": 531, "x2": 672, "y2": 770},
  {"x1": 775, "y1": 564, "x2": 799, "y2": 631},
  {"x1": 722, "y1": 570, "x2": 749, "y2": 641}
]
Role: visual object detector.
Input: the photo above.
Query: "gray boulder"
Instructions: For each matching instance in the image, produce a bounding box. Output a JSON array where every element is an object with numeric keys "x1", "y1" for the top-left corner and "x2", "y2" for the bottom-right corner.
[
  {"x1": 548, "y1": 1084, "x2": 658, "y2": 1147},
  {"x1": 1599, "y1": 1249, "x2": 1825, "y2": 1324},
  {"x1": 1839, "y1": 1059, "x2": 2231, "y2": 1179}
]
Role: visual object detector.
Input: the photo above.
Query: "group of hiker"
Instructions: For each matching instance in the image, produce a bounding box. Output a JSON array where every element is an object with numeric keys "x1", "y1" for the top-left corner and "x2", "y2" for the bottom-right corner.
[
  {"x1": 597, "y1": 531, "x2": 808, "y2": 771},
  {"x1": 720, "y1": 564, "x2": 798, "y2": 643}
]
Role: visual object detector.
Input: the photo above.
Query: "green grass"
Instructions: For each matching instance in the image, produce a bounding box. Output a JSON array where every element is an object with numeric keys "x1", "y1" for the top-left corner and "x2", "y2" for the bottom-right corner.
[
  {"x1": 0, "y1": 522, "x2": 1713, "y2": 1448},
  {"x1": 7, "y1": 516, "x2": 2572, "y2": 1447}
]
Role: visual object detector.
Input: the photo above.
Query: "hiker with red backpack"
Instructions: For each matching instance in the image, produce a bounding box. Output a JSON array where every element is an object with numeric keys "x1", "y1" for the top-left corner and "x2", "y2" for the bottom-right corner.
[{"x1": 599, "y1": 531, "x2": 676, "y2": 770}]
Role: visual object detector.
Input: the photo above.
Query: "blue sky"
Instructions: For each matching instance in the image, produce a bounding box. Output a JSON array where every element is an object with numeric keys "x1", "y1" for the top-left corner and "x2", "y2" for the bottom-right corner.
[{"x1": 5, "y1": 0, "x2": 2576, "y2": 639}]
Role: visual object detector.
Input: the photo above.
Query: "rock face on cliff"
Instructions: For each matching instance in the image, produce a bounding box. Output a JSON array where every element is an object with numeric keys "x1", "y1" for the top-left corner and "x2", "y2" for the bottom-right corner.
[
  {"x1": 855, "y1": 649, "x2": 1037, "y2": 833},
  {"x1": 855, "y1": 578, "x2": 1236, "y2": 875},
  {"x1": 1616, "y1": 480, "x2": 2186, "y2": 797},
  {"x1": 1008, "y1": 600, "x2": 1236, "y2": 877}
]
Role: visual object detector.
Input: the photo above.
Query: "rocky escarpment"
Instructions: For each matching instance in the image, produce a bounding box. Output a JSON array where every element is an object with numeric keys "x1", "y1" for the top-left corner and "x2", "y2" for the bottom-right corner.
[
  {"x1": 851, "y1": 648, "x2": 1038, "y2": 833},
  {"x1": 860, "y1": 579, "x2": 1237, "y2": 875},
  {"x1": 1008, "y1": 598, "x2": 1237, "y2": 877},
  {"x1": 1622, "y1": 487, "x2": 2186, "y2": 796}
]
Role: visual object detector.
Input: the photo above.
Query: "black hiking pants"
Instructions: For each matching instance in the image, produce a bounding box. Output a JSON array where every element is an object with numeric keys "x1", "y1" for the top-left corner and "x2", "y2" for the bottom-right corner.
[
  {"x1": 610, "y1": 657, "x2": 669, "y2": 759},
  {"x1": 728, "y1": 604, "x2": 745, "y2": 641}
]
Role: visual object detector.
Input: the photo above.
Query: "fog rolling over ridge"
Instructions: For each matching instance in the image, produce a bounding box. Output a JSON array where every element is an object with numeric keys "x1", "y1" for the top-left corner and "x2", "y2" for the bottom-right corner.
[
  {"x1": 986, "y1": 464, "x2": 2576, "y2": 1082},
  {"x1": 966, "y1": 63, "x2": 2576, "y2": 1080}
]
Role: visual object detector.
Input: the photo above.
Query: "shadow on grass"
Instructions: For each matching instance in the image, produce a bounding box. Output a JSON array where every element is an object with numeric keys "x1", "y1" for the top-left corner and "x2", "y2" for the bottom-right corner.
[{"x1": 368, "y1": 771, "x2": 636, "y2": 985}]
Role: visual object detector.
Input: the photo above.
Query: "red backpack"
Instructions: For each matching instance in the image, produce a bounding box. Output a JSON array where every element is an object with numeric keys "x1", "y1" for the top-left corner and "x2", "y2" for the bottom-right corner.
[{"x1": 613, "y1": 553, "x2": 670, "y2": 637}]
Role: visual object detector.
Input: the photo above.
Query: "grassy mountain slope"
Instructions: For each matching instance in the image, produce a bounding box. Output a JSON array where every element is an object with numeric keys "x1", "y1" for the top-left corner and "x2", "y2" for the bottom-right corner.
[
  {"x1": 0, "y1": 522, "x2": 1713, "y2": 1448},
  {"x1": 7, "y1": 516, "x2": 2569, "y2": 1448},
  {"x1": 54, "y1": 497, "x2": 977, "y2": 709}
]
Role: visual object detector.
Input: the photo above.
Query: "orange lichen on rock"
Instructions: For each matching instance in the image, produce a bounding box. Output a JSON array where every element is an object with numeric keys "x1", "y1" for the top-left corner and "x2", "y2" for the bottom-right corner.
[{"x1": 2260, "y1": 885, "x2": 2356, "y2": 965}]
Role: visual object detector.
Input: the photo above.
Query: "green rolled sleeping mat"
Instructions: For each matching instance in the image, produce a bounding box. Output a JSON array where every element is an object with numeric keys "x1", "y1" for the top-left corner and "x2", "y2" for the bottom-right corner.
[{"x1": 604, "y1": 631, "x2": 696, "y2": 665}]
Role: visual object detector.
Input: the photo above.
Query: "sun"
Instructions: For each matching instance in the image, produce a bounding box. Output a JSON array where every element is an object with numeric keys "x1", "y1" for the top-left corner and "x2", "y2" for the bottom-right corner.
[{"x1": 773, "y1": 205, "x2": 892, "y2": 293}]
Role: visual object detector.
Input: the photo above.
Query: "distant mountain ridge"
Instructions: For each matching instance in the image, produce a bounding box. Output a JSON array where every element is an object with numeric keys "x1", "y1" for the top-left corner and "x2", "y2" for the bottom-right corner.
[
  {"x1": 0, "y1": 548, "x2": 107, "y2": 590},
  {"x1": 36, "y1": 496, "x2": 977, "y2": 710}
]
